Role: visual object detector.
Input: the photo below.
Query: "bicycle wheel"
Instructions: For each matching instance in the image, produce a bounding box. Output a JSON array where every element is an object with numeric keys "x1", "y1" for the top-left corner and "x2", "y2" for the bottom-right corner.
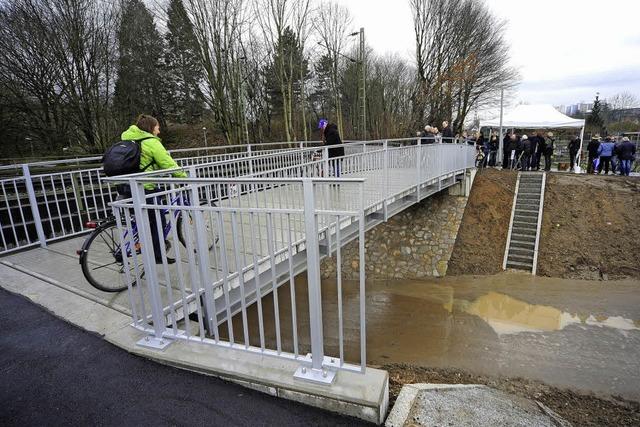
[
  {"x1": 177, "y1": 202, "x2": 219, "y2": 251},
  {"x1": 80, "y1": 219, "x2": 140, "y2": 292}
]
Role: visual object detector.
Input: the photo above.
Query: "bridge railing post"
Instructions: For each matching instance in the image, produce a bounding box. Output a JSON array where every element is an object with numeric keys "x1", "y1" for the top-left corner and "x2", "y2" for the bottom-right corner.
[
  {"x1": 129, "y1": 179, "x2": 170, "y2": 349},
  {"x1": 416, "y1": 138, "x2": 422, "y2": 201},
  {"x1": 383, "y1": 140, "x2": 389, "y2": 221},
  {"x1": 294, "y1": 179, "x2": 336, "y2": 384},
  {"x1": 22, "y1": 164, "x2": 47, "y2": 248},
  {"x1": 322, "y1": 147, "x2": 329, "y2": 177}
]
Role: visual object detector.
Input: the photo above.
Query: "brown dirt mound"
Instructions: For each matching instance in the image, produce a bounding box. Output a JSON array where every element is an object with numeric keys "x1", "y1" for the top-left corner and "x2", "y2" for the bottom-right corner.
[
  {"x1": 447, "y1": 169, "x2": 517, "y2": 275},
  {"x1": 538, "y1": 174, "x2": 640, "y2": 280},
  {"x1": 383, "y1": 363, "x2": 640, "y2": 427}
]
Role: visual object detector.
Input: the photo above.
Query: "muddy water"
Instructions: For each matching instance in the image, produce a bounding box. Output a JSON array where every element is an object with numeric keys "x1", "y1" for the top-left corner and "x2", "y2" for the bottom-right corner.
[{"x1": 222, "y1": 272, "x2": 640, "y2": 401}]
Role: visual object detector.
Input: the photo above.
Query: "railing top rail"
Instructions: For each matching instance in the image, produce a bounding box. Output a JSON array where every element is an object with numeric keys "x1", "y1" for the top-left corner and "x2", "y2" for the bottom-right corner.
[
  {"x1": 0, "y1": 140, "x2": 324, "y2": 172},
  {"x1": 103, "y1": 175, "x2": 367, "y2": 185}
]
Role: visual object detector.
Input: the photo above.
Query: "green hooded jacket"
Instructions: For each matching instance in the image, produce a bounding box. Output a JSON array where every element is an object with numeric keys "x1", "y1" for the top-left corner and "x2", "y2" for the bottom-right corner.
[{"x1": 121, "y1": 125, "x2": 187, "y2": 189}]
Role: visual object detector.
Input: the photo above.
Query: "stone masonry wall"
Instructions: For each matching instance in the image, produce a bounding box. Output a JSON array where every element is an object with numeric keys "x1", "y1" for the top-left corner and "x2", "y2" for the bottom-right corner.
[{"x1": 321, "y1": 190, "x2": 467, "y2": 280}]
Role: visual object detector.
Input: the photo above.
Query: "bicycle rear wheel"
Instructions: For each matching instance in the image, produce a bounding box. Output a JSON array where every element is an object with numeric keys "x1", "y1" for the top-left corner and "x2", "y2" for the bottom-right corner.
[
  {"x1": 80, "y1": 219, "x2": 141, "y2": 292},
  {"x1": 177, "y1": 202, "x2": 219, "y2": 251}
]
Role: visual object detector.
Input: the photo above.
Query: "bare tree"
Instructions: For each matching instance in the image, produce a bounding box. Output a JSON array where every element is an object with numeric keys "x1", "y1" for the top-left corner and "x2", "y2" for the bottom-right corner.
[
  {"x1": 411, "y1": 0, "x2": 519, "y2": 132},
  {"x1": 184, "y1": 0, "x2": 247, "y2": 144},
  {"x1": 607, "y1": 92, "x2": 639, "y2": 111},
  {"x1": 314, "y1": 1, "x2": 352, "y2": 137}
]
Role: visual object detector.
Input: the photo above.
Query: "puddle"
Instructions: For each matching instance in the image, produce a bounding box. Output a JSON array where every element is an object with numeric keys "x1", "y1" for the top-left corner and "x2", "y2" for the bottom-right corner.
[{"x1": 460, "y1": 291, "x2": 639, "y2": 335}]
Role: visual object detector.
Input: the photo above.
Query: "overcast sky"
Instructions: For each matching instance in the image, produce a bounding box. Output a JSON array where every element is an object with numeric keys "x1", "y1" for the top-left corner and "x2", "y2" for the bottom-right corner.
[{"x1": 334, "y1": 0, "x2": 640, "y2": 109}]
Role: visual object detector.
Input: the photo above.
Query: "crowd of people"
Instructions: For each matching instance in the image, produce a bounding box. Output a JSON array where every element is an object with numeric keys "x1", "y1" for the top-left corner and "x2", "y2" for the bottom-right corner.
[{"x1": 586, "y1": 135, "x2": 636, "y2": 176}]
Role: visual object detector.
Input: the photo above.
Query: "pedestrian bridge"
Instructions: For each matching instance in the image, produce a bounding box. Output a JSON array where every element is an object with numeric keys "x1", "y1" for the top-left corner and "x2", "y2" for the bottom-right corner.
[{"x1": 0, "y1": 139, "x2": 475, "y2": 422}]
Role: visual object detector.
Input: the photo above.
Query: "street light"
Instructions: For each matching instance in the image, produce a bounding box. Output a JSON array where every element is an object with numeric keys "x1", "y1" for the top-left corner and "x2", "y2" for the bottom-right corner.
[
  {"x1": 202, "y1": 127, "x2": 208, "y2": 148},
  {"x1": 349, "y1": 28, "x2": 366, "y2": 140}
]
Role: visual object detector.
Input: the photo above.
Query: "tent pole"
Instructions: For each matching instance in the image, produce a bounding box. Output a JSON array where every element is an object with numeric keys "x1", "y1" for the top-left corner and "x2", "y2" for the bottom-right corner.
[{"x1": 576, "y1": 126, "x2": 585, "y2": 173}]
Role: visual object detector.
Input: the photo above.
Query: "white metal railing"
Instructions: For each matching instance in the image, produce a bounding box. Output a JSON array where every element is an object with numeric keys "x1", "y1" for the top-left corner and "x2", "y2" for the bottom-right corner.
[
  {"x1": 109, "y1": 177, "x2": 367, "y2": 383},
  {"x1": 101, "y1": 139, "x2": 475, "y2": 383},
  {"x1": 0, "y1": 142, "x2": 319, "y2": 255}
]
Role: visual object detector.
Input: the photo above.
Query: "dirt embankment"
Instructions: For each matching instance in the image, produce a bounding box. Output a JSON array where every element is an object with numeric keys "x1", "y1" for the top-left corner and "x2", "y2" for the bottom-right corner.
[
  {"x1": 383, "y1": 364, "x2": 640, "y2": 427},
  {"x1": 447, "y1": 169, "x2": 517, "y2": 275},
  {"x1": 538, "y1": 174, "x2": 640, "y2": 280}
]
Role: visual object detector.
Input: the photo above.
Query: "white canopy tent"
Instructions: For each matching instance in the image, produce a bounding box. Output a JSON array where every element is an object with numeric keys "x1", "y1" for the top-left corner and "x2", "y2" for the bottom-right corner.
[{"x1": 481, "y1": 104, "x2": 586, "y2": 172}]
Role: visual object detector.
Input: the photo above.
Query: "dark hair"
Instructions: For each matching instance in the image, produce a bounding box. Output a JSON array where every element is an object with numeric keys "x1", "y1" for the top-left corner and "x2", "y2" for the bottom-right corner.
[{"x1": 136, "y1": 114, "x2": 159, "y2": 134}]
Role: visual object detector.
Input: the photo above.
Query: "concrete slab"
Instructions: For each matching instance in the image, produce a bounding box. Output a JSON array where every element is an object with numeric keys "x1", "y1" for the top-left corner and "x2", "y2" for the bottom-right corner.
[{"x1": 386, "y1": 383, "x2": 570, "y2": 427}]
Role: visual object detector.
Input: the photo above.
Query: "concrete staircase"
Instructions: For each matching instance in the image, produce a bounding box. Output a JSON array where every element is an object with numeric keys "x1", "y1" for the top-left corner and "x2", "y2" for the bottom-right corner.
[{"x1": 503, "y1": 172, "x2": 546, "y2": 274}]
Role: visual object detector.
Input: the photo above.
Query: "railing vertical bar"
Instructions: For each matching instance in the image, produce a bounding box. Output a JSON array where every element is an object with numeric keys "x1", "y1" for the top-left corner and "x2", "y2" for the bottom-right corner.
[
  {"x1": 114, "y1": 207, "x2": 140, "y2": 325},
  {"x1": 49, "y1": 175, "x2": 65, "y2": 235},
  {"x1": 166, "y1": 197, "x2": 191, "y2": 338},
  {"x1": 1, "y1": 182, "x2": 19, "y2": 247},
  {"x1": 40, "y1": 176, "x2": 55, "y2": 237},
  {"x1": 216, "y1": 209, "x2": 235, "y2": 344},
  {"x1": 154, "y1": 208, "x2": 178, "y2": 333},
  {"x1": 12, "y1": 179, "x2": 32, "y2": 245},
  {"x1": 265, "y1": 212, "x2": 282, "y2": 354},
  {"x1": 248, "y1": 211, "x2": 266, "y2": 350},
  {"x1": 286, "y1": 213, "x2": 299, "y2": 358},
  {"x1": 358, "y1": 182, "x2": 366, "y2": 373},
  {"x1": 231, "y1": 211, "x2": 250, "y2": 348},
  {"x1": 123, "y1": 209, "x2": 147, "y2": 327},
  {"x1": 336, "y1": 214, "x2": 344, "y2": 367},
  {"x1": 61, "y1": 174, "x2": 76, "y2": 234}
]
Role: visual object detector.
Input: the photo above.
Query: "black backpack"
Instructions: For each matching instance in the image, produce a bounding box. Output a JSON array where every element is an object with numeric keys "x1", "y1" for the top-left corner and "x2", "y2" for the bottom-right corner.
[{"x1": 102, "y1": 138, "x2": 154, "y2": 177}]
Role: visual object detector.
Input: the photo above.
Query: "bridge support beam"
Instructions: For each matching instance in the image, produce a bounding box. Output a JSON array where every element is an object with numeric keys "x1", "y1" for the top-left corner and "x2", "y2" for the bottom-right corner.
[{"x1": 448, "y1": 169, "x2": 476, "y2": 197}]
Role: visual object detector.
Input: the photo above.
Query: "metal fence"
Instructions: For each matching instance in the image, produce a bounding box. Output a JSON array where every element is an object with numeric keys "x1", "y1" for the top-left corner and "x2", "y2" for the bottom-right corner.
[
  {"x1": 101, "y1": 140, "x2": 475, "y2": 382},
  {"x1": 0, "y1": 142, "x2": 319, "y2": 255}
]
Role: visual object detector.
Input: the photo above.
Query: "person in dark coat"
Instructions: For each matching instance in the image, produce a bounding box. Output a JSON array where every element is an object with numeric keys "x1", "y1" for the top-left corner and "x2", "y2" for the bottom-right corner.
[
  {"x1": 441, "y1": 121, "x2": 454, "y2": 142},
  {"x1": 322, "y1": 122, "x2": 344, "y2": 176},
  {"x1": 587, "y1": 136, "x2": 600, "y2": 174},
  {"x1": 568, "y1": 135, "x2": 581, "y2": 171},
  {"x1": 529, "y1": 132, "x2": 540, "y2": 170},
  {"x1": 542, "y1": 132, "x2": 555, "y2": 171},
  {"x1": 502, "y1": 132, "x2": 511, "y2": 169},
  {"x1": 521, "y1": 135, "x2": 532, "y2": 171},
  {"x1": 488, "y1": 135, "x2": 498, "y2": 167},
  {"x1": 618, "y1": 136, "x2": 636, "y2": 176},
  {"x1": 507, "y1": 134, "x2": 519, "y2": 169}
]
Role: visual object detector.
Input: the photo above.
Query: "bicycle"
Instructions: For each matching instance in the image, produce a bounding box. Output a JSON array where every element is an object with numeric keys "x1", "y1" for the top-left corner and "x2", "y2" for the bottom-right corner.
[{"x1": 77, "y1": 191, "x2": 218, "y2": 293}]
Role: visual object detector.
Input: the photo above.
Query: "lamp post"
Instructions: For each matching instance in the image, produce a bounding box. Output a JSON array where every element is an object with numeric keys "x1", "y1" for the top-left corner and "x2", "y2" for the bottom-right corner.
[
  {"x1": 202, "y1": 127, "x2": 208, "y2": 148},
  {"x1": 349, "y1": 28, "x2": 366, "y2": 140}
]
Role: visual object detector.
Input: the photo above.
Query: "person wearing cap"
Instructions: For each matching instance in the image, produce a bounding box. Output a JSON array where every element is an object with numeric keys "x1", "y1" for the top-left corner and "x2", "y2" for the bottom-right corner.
[
  {"x1": 618, "y1": 136, "x2": 636, "y2": 176},
  {"x1": 597, "y1": 136, "x2": 615, "y2": 175},
  {"x1": 587, "y1": 135, "x2": 601, "y2": 174},
  {"x1": 320, "y1": 120, "x2": 344, "y2": 177}
]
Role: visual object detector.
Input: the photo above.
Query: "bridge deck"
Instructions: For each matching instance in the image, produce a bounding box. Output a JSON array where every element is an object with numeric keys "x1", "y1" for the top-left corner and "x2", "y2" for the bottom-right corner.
[{"x1": 1, "y1": 166, "x2": 466, "y2": 328}]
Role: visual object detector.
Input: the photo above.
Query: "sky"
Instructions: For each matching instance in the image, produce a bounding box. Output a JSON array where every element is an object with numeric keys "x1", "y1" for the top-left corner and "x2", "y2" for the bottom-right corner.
[{"x1": 334, "y1": 0, "x2": 640, "y2": 111}]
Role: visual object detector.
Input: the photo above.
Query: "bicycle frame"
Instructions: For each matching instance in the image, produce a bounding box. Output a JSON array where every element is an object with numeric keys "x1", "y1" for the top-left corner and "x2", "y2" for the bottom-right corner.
[{"x1": 120, "y1": 192, "x2": 190, "y2": 257}]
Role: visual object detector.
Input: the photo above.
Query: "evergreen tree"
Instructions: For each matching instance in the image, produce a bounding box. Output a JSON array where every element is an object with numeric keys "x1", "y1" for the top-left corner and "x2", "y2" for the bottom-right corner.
[
  {"x1": 264, "y1": 27, "x2": 309, "y2": 137},
  {"x1": 588, "y1": 93, "x2": 604, "y2": 133},
  {"x1": 164, "y1": 0, "x2": 204, "y2": 123},
  {"x1": 114, "y1": 0, "x2": 166, "y2": 127}
]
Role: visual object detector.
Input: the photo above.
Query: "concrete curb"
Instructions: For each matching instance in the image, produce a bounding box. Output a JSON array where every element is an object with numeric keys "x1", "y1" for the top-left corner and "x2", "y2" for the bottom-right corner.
[{"x1": 0, "y1": 262, "x2": 388, "y2": 424}]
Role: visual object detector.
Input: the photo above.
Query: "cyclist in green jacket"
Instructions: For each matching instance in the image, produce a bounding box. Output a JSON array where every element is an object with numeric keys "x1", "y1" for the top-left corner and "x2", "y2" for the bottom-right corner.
[{"x1": 121, "y1": 114, "x2": 186, "y2": 263}]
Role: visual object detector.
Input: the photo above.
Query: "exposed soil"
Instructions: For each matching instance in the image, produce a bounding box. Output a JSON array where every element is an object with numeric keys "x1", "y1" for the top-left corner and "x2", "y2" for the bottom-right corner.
[
  {"x1": 447, "y1": 169, "x2": 517, "y2": 275},
  {"x1": 538, "y1": 174, "x2": 640, "y2": 280},
  {"x1": 383, "y1": 363, "x2": 640, "y2": 427}
]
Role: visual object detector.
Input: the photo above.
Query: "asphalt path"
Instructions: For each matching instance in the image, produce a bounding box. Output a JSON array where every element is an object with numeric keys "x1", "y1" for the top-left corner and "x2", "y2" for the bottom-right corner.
[{"x1": 0, "y1": 288, "x2": 370, "y2": 426}]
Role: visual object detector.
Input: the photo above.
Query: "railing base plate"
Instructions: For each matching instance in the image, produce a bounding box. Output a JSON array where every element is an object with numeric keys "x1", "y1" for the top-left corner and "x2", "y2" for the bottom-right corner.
[
  {"x1": 137, "y1": 335, "x2": 172, "y2": 350},
  {"x1": 294, "y1": 365, "x2": 336, "y2": 385}
]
